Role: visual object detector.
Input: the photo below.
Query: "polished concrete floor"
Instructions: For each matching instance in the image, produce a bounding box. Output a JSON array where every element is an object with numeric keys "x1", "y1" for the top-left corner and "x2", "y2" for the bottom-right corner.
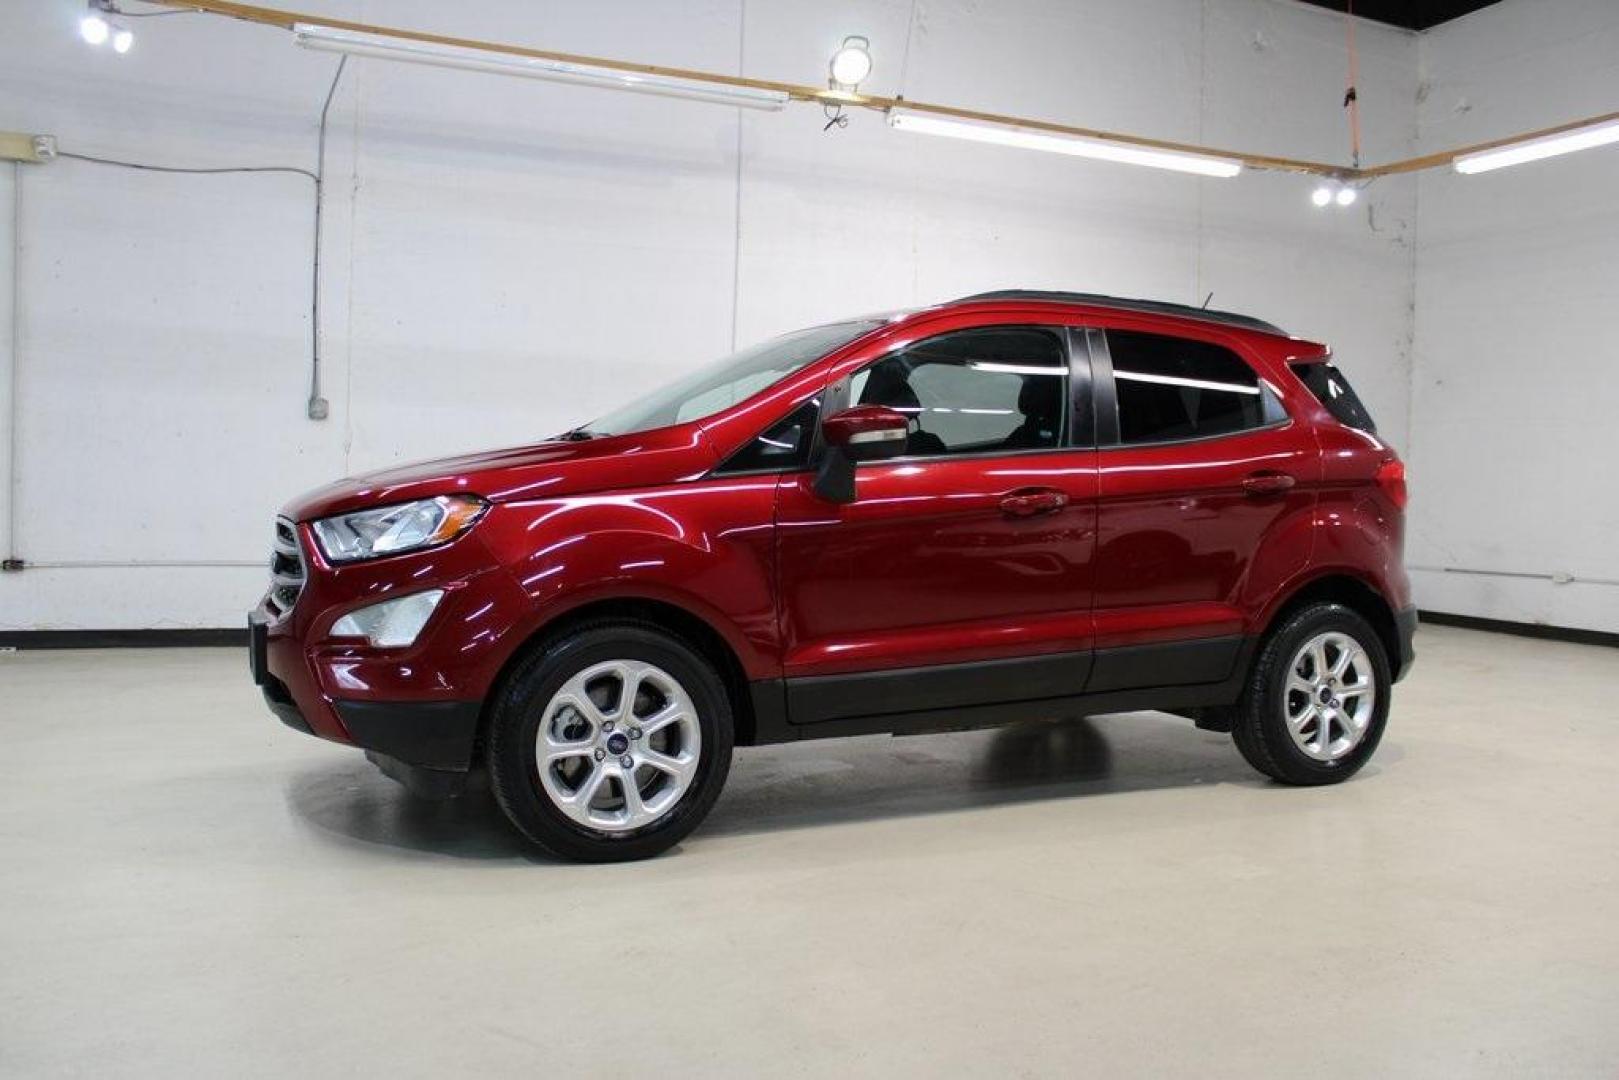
[{"x1": 1, "y1": 624, "x2": 1616, "y2": 1077}]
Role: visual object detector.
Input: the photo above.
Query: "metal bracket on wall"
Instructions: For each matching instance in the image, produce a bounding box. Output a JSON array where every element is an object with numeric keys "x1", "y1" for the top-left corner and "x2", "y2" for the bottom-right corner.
[{"x1": 0, "y1": 134, "x2": 57, "y2": 165}]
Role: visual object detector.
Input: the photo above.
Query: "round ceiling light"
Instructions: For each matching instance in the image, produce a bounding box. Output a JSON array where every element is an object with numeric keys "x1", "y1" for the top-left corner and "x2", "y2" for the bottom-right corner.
[{"x1": 829, "y1": 35, "x2": 872, "y2": 91}]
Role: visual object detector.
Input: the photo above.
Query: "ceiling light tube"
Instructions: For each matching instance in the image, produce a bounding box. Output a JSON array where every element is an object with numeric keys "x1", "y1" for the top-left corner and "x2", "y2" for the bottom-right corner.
[
  {"x1": 1453, "y1": 117, "x2": 1619, "y2": 174},
  {"x1": 292, "y1": 23, "x2": 789, "y2": 111},
  {"x1": 887, "y1": 108, "x2": 1243, "y2": 178}
]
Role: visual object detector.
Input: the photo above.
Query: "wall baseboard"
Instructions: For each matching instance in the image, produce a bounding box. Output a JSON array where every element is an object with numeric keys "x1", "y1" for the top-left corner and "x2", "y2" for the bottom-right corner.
[
  {"x1": 1419, "y1": 610, "x2": 1619, "y2": 649},
  {"x1": 0, "y1": 628, "x2": 248, "y2": 649},
  {"x1": 3, "y1": 614, "x2": 1613, "y2": 651}
]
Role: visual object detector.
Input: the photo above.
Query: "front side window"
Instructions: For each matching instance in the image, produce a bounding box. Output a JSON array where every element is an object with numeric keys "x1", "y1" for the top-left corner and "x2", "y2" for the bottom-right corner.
[
  {"x1": 580, "y1": 320, "x2": 880, "y2": 438},
  {"x1": 848, "y1": 328, "x2": 1068, "y2": 458},
  {"x1": 1107, "y1": 330, "x2": 1284, "y2": 445}
]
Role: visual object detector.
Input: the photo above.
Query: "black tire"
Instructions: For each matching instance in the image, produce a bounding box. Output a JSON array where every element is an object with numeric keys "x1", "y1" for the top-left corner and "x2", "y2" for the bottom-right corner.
[
  {"x1": 1231, "y1": 602, "x2": 1391, "y2": 786},
  {"x1": 486, "y1": 619, "x2": 734, "y2": 862}
]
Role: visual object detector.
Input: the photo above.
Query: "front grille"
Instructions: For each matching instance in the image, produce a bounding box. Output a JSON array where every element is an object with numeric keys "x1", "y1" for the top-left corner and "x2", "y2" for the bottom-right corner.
[{"x1": 266, "y1": 517, "x2": 306, "y2": 618}]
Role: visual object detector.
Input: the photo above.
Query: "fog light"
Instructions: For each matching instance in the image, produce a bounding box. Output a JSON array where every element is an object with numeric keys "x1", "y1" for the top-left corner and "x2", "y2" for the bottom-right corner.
[{"x1": 330, "y1": 589, "x2": 444, "y2": 648}]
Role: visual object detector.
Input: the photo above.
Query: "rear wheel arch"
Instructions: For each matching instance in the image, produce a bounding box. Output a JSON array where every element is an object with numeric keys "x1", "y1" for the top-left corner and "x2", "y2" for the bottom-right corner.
[
  {"x1": 1259, "y1": 572, "x2": 1403, "y2": 680},
  {"x1": 479, "y1": 597, "x2": 760, "y2": 759}
]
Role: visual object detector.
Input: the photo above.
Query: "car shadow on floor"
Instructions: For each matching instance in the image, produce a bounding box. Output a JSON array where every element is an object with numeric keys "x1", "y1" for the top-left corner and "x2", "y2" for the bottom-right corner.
[
  {"x1": 284, "y1": 712, "x2": 1377, "y2": 861},
  {"x1": 701, "y1": 712, "x2": 1262, "y2": 837}
]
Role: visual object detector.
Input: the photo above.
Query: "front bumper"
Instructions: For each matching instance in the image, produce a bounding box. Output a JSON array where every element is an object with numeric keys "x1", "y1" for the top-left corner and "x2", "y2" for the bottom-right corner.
[
  {"x1": 250, "y1": 611, "x2": 482, "y2": 769},
  {"x1": 248, "y1": 520, "x2": 534, "y2": 776}
]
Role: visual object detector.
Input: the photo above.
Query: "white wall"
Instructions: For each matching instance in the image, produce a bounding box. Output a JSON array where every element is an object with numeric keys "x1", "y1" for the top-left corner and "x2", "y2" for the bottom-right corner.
[
  {"x1": 0, "y1": 0, "x2": 1419, "y2": 630},
  {"x1": 1410, "y1": 0, "x2": 1619, "y2": 633}
]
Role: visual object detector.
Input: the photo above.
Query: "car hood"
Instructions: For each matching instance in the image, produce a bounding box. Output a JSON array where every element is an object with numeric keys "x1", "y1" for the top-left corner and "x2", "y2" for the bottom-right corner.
[{"x1": 281, "y1": 426, "x2": 717, "y2": 521}]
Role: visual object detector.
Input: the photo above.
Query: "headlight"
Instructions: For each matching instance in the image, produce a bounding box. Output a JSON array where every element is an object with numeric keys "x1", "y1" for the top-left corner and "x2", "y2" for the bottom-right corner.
[
  {"x1": 331, "y1": 590, "x2": 444, "y2": 648},
  {"x1": 311, "y1": 495, "x2": 486, "y2": 563}
]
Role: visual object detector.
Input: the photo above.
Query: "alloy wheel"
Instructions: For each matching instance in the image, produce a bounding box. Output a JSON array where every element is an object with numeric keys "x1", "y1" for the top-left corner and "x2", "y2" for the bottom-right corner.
[
  {"x1": 1282, "y1": 631, "x2": 1377, "y2": 762},
  {"x1": 535, "y1": 659, "x2": 702, "y2": 833}
]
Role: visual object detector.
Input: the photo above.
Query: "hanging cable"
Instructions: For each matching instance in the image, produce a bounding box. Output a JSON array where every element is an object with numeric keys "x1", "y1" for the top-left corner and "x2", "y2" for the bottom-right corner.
[
  {"x1": 896, "y1": 0, "x2": 920, "y2": 99},
  {"x1": 309, "y1": 55, "x2": 347, "y2": 420},
  {"x1": 54, "y1": 152, "x2": 315, "y2": 182},
  {"x1": 44, "y1": 55, "x2": 346, "y2": 423},
  {"x1": 1343, "y1": 0, "x2": 1363, "y2": 168}
]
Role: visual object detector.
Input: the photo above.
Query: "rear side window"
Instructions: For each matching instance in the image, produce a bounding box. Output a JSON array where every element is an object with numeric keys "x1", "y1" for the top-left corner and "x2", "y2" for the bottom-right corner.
[
  {"x1": 1291, "y1": 361, "x2": 1377, "y2": 434},
  {"x1": 1107, "y1": 330, "x2": 1284, "y2": 445}
]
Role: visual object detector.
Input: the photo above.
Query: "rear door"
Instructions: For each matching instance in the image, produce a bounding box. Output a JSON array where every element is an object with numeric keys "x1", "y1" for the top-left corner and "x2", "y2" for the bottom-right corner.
[
  {"x1": 773, "y1": 322, "x2": 1100, "y2": 727},
  {"x1": 1088, "y1": 324, "x2": 1317, "y2": 691}
]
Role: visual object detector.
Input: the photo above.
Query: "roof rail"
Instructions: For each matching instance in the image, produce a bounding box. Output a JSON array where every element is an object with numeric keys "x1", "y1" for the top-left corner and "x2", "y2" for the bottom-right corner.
[{"x1": 955, "y1": 290, "x2": 1287, "y2": 336}]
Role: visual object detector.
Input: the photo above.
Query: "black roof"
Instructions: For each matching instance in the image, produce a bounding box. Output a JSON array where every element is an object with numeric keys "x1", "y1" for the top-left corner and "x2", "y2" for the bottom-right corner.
[{"x1": 955, "y1": 290, "x2": 1287, "y2": 336}]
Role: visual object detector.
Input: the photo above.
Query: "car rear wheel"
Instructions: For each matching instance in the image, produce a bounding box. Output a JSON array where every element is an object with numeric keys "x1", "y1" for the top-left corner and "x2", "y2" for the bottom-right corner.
[
  {"x1": 1231, "y1": 602, "x2": 1391, "y2": 785},
  {"x1": 486, "y1": 620, "x2": 733, "y2": 862}
]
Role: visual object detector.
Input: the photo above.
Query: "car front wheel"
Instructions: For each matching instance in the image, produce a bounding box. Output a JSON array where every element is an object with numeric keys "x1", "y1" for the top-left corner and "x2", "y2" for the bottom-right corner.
[{"x1": 486, "y1": 619, "x2": 734, "y2": 862}]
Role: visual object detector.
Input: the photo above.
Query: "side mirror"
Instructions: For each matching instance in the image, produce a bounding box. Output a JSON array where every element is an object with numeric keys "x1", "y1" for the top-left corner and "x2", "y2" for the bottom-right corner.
[
  {"x1": 812, "y1": 405, "x2": 909, "y2": 504},
  {"x1": 822, "y1": 405, "x2": 910, "y2": 462}
]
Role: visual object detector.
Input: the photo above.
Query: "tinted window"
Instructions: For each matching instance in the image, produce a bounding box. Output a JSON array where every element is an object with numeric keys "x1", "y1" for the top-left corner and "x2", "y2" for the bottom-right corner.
[
  {"x1": 849, "y1": 329, "x2": 1067, "y2": 457},
  {"x1": 719, "y1": 398, "x2": 820, "y2": 473},
  {"x1": 1108, "y1": 330, "x2": 1283, "y2": 445},
  {"x1": 1292, "y1": 361, "x2": 1376, "y2": 434}
]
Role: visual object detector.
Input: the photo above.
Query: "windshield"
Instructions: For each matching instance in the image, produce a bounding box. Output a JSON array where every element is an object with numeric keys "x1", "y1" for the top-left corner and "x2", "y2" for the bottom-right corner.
[{"x1": 578, "y1": 320, "x2": 881, "y2": 438}]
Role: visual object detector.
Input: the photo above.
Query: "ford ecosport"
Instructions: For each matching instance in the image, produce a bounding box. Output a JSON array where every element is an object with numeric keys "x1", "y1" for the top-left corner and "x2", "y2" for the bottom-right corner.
[{"x1": 250, "y1": 291, "x2": 1415, "y2": 861}]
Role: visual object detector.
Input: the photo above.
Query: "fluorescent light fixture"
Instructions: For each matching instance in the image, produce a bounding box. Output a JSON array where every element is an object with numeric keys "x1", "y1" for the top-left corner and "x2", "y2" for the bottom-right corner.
[
  {"x1": 1453, "y1": 117, "x2": 1619, "y2": 174},
  {"x1": 887, "y1": 108, "x2": 1243, "y2": 178},
  {"x1": 1114, "y1": 370, "x2": 1260, "y2": 395},
  {"x1": 292, "y1": 23, "x2": 790, "y2": 111}
]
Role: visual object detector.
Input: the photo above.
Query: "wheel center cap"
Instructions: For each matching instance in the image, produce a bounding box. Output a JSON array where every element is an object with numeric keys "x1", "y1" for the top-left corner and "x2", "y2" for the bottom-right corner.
[
  {"x1": 1317, "y1": 685, "x2": 1334, "y2": 705},
  {"x1": 606, "y1": 732, "x2": 630, "y2": 756}
]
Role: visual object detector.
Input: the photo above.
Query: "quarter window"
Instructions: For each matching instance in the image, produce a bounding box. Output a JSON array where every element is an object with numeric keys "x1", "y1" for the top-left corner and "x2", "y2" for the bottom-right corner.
[
  {"x1": 718, "y1": 398, "x2": 820, "y2": 473},
  {"x1": 848, "y1": 328, "x2": 1068, "y2": 457},
  {"x1": 1107, "y1": 330, "x2": 1284, "y2": 445},
  {"x1": 1291, "y1": 361, "x2": 1376, "y2": 434}
]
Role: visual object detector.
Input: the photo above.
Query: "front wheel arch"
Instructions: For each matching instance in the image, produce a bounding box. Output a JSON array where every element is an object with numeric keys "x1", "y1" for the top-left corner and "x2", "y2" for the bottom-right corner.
[{"x1": 478, "y1": 596, "x2": 759, "y2": 762}]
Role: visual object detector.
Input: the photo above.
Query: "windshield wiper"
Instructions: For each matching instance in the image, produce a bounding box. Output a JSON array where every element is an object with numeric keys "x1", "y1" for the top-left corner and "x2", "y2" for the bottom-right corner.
[{"x1": 559, "y1": 427, "x2": 607, "y2": 441}]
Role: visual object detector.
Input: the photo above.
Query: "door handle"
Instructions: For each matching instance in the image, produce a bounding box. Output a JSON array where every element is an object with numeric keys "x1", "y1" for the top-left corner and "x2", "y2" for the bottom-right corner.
[
  {"x1": 1242, "y1": 471, "x2": 1296, "y2": 496},
  {"x1": 1000, "y1": 488, "x2": 1069, "y2": 517}
]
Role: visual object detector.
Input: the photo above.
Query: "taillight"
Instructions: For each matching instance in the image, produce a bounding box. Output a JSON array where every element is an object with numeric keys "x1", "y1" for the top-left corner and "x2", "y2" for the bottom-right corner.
[{"x1": 1376, "y1": 458, "x2": 1407, "y2": 510}]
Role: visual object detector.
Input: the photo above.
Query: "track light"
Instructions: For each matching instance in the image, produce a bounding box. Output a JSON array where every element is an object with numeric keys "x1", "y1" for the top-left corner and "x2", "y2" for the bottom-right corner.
[
  {"x1": 1309, "y1": 179, "x2": 1360, "y2": 209},
  {"x1": 292, "y1": 23, "x2": 789, "y2": 110},
  {"x1": 887, "y1": 109, "x2": 1243, "y2": 178},
  {"x1": 1453, "y1": 116, "x2": 1619, "y2": 174},
  {"x1": 79, "y1": 12, "x2": 109, "y2": 44},
  {"x1": 829, "y1": 36, "x2": 872, "y2": 92},
  {"x1": 79, "y1": 1, "x2": 132, "y2": 53}
]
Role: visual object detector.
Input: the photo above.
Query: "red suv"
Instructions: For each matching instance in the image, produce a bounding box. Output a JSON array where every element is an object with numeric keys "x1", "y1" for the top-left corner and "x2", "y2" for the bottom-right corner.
[{"x1": 251, "y1": 291, "x2": 1414, "y2": 861}]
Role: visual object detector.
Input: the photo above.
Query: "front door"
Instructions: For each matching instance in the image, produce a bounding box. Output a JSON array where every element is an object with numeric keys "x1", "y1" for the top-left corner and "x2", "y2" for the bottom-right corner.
[{"x1": 773, "y1": 324, "x2": 1099, "y2": 727}]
